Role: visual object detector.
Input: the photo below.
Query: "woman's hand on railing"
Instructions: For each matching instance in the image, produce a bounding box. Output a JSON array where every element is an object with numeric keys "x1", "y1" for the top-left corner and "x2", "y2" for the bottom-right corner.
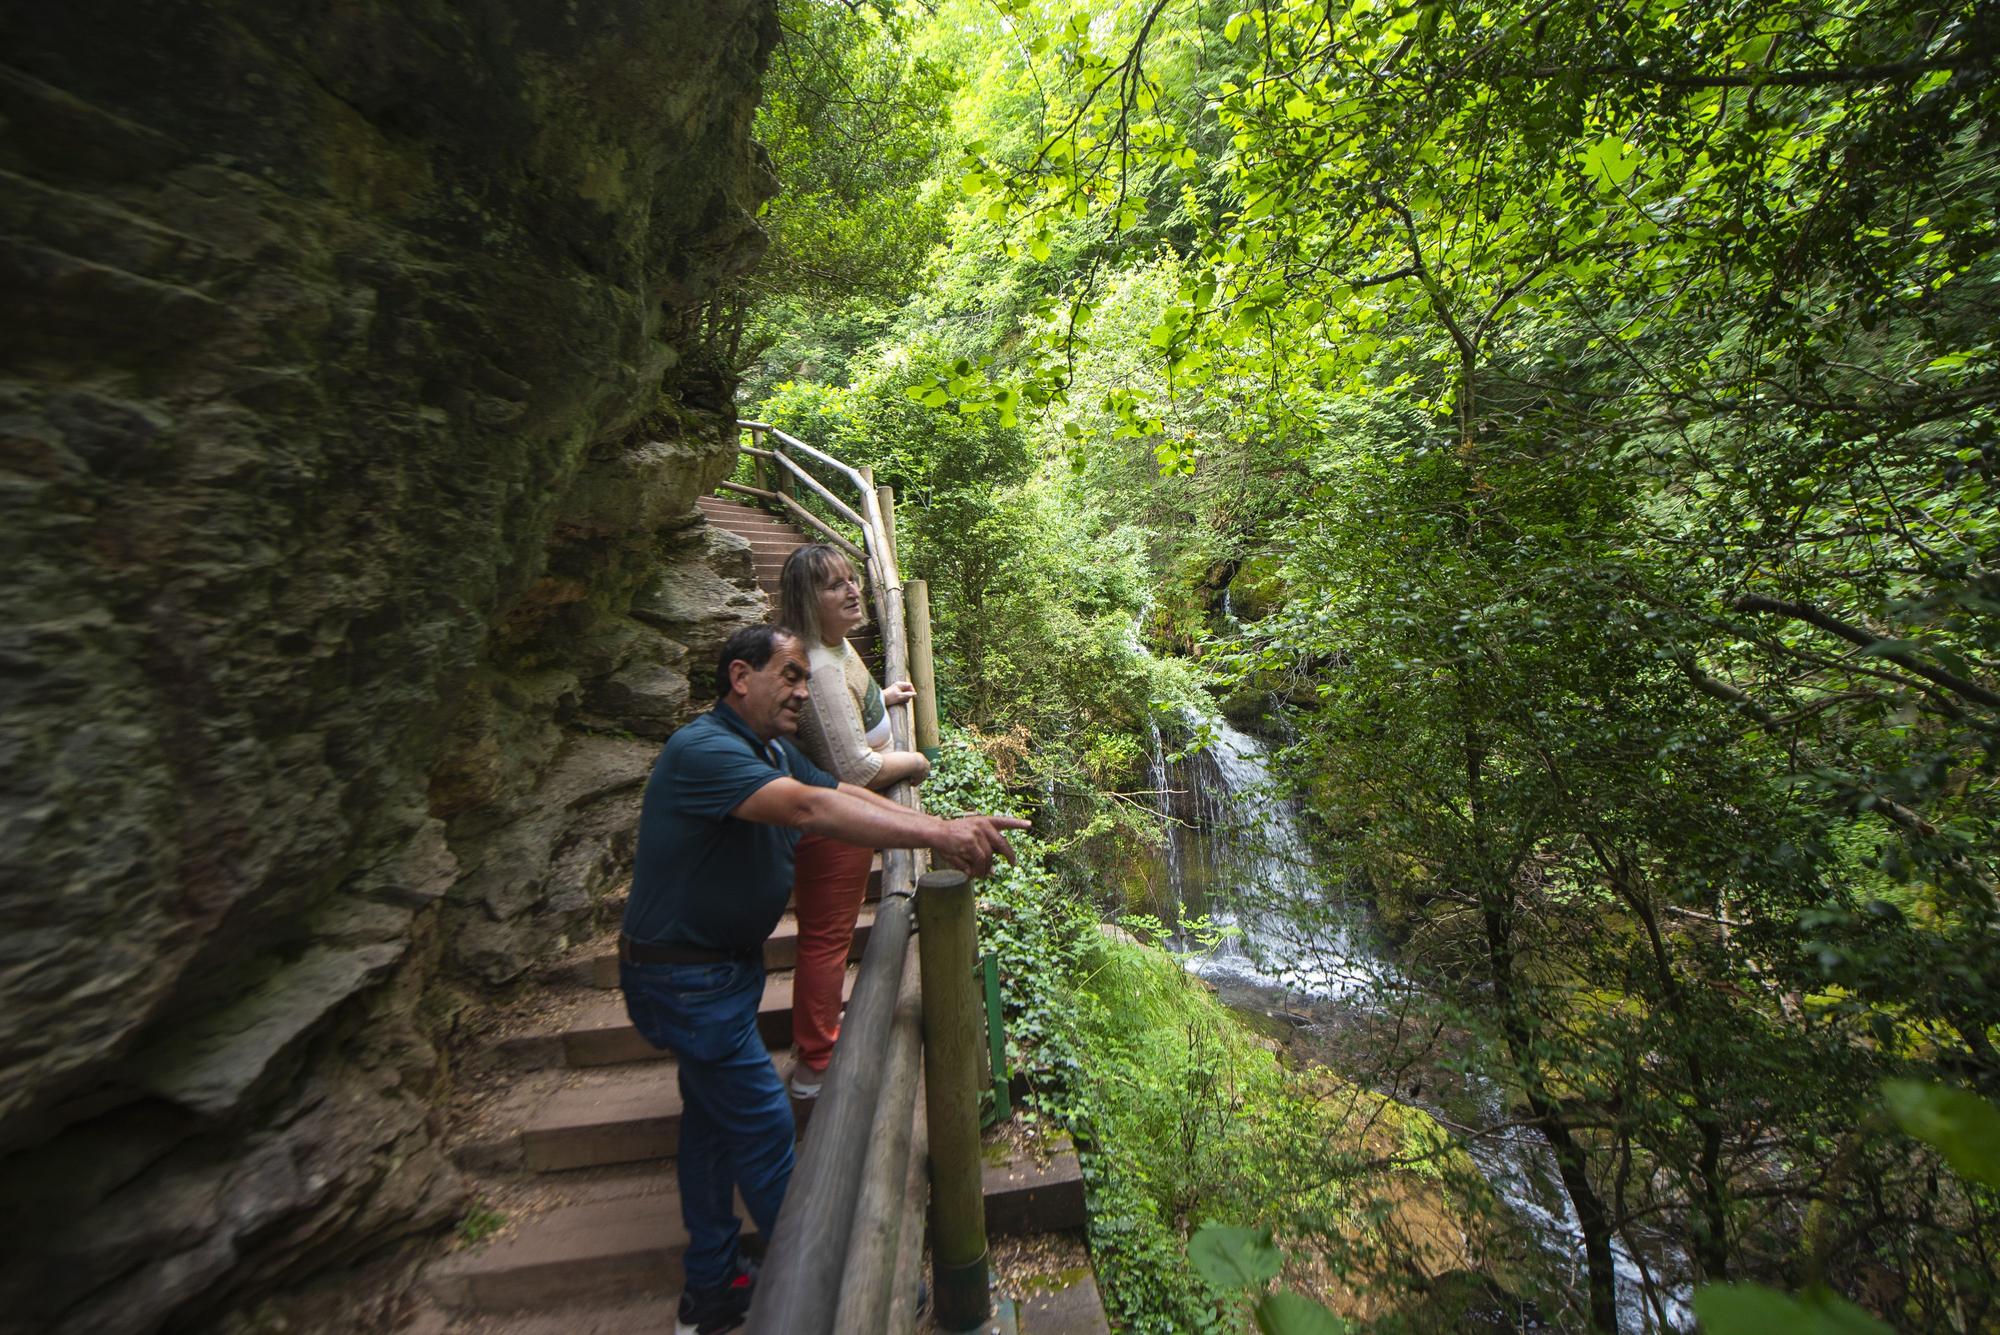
[
  {"x1": 871, "y1": 750, "x2": 931, "y2": 789},
  {"x1": 882, "y1": 679, "x2": 917, "y2": 708}
]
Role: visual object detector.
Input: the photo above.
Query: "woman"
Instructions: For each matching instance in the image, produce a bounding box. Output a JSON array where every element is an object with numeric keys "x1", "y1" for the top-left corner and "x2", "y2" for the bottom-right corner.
[{"x1": 775, "y1": 543, "x2": 932, "y2": 1098}]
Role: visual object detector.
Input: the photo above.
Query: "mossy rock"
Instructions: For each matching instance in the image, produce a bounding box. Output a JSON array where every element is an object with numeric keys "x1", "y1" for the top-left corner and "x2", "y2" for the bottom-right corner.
[
  {"x1": 1227, "y1": 553, "x2": 1289, "y2": 621},
  {"x1": 1385, "y1": 1268, "x2": 1550, "y2": 1333}
]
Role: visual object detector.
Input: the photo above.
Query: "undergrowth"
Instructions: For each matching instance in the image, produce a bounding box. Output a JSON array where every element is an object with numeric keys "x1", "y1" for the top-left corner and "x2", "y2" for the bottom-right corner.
[{"x1": 930, "y1": 730, "x2": 1453, "y2": 1332}]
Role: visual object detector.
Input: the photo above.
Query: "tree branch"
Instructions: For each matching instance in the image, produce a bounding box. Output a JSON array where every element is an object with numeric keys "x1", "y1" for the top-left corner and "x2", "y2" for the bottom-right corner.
[{"x1": 1733, "y1": 595, "x2": 2000, "y2": 711}]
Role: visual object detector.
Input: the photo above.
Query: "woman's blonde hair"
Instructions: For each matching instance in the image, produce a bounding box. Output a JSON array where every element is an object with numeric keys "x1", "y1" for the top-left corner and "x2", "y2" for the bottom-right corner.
[{"x1": 776, "y1": 543, "x2": 862, "y2": 647}]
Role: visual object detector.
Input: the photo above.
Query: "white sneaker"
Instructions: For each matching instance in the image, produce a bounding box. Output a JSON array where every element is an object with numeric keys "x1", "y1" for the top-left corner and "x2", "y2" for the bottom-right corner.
[{"x1": 788, "y1": 1066, "x2": 823, "y2": 1099}]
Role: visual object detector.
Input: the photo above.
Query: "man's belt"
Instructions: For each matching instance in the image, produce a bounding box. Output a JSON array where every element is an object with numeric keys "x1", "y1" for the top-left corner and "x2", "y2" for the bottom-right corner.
[{"x1": 618, "y1": 934, "x2": 758, "y2": 966}]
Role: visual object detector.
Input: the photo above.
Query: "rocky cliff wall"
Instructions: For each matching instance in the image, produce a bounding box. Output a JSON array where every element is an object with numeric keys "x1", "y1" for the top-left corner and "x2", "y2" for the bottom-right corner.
[{"x1": 0, "y1": 3, "x2": 777, "y2": 1330}]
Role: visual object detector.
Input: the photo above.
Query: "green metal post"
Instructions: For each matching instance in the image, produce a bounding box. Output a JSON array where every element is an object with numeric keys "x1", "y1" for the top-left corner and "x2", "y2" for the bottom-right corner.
[{"x1": 982, "y1": 950, "x2": 1010, "y2": 1126}]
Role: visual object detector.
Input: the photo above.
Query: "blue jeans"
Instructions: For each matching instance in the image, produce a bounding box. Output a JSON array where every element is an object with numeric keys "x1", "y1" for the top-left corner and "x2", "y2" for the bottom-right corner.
[{"x1": 620, "y1": 957, "x2": 795, "y2": 1291}]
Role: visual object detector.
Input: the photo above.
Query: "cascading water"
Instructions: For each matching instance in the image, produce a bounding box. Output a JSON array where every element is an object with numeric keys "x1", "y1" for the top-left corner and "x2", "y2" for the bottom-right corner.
[
  {"x1": 1145, "y1": 711, "x2": 1691, "y2": 1333},
  {"x1": 1150, "y1": 714, "x2": 1391, "y2": 1002}
]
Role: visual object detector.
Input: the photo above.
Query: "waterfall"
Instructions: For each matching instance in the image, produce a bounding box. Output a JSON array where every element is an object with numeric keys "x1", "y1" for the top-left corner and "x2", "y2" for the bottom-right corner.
[
  {"x1": 1144, "y1": 710, "x2": 1692, "y2": 1332},
  {"x1": 1153, "y1": 712, "x2": 1392, "y2": 1003}
]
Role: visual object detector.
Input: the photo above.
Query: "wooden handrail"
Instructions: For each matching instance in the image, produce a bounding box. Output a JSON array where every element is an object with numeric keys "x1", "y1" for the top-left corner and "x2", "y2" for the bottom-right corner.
[
  {"x1": 769, "y1": 448, "x2": 871, "y2": 533},
  {"x1": 735, "y1": 421, "x2": 930, "y2": 1335}
]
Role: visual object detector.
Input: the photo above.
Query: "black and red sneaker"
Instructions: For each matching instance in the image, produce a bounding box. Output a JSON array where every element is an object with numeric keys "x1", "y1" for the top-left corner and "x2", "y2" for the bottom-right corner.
[{"x1": 675, "y1": 1254, "x2": 757, "y2": 1335}]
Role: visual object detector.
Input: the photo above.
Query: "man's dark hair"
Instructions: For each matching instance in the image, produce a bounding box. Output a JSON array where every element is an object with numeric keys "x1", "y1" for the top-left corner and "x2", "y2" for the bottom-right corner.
[{"x1": 714, "y1": 624, "x2": 798, "y2": 699}]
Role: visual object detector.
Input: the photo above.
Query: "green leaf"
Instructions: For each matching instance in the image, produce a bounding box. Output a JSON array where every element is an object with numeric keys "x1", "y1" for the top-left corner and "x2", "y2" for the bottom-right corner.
[
  {"x1": 1579, "y1": 135, "x2": 1639, "y2": 189},
  {"x1": 1254, "y1": 1291, "x2": 1350, "y2": 1335},
  {"x1": 1188, "y1": 1223, "x2": 1281, "y2": 1291},
  {"x1": 1223, "y1": 11, "x2": 1248, "y2": 42},
  {"x1": 1692, "y1": 1284, "x2": 1891, "y2": 1335},
  {"x1": 1884, "y1": 1080, "x2": 2000, "y2": 1189}
]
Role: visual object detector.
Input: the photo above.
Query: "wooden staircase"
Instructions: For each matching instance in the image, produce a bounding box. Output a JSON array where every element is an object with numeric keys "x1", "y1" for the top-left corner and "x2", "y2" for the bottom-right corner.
[
  {"x1": 397, "y1": 491, "x2": 1099, "y2": 1333},
  {"x1": 697, "y1": 495, "x2": 881, "y2": 669}
]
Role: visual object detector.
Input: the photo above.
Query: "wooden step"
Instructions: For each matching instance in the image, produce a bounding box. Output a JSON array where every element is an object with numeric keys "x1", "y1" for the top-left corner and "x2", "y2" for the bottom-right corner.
[
  {"x1": 424, "y1": 1178, "x2": 746, "y2": 1312},
  {"x1": 717, "y1": 524, "x2": 804, "y2": 545},
  {"x1": 591, "y1": 858, "x2": 882, "y2": 924},
  {"x1": 501, "y1": 969, "x2": 856, "y2": 1069},
  {"x1": 403, "y1": 1292, "x2": 678, "y2": 1334},
  {"x1": 696, "y1": 497, "x2": 773, "y2": 520},
  {"x1": 566, "y1": 906, "x2": 880, "y2": 990},
  {"x1": 981, "y1": 1144, "x2": 1088, "y2": 1238},
  {"x1": 1021, "y1": 1270, "x2": 1113, "y2": 1335},
  {"x1": 698, "y1": 503, "x2": 804, "y2": 534},
  {"x1": 432, "y1": 1126, "x2": 1086, "y2": 1313},
  {"x1": 521, "y1": 1068, "x2": 687, "y2": 1172},
  {"x1": 519, "y1": 1062, "x2": 820, "y2": 1173},
  {"x1": 712, "y1": 525, "x2": 803, "y2": 545}
]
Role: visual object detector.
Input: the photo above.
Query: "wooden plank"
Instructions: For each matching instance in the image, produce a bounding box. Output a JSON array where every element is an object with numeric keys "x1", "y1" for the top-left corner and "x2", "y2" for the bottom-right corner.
[
  {"x1": 917, "y1": 870, "x2": 991, "y2": 1329},
  {"x1": 829, "y1": 953, "x2": 924, "y2": 1332},
  {"x1": 770, "y1": 449, "x2": 868, "y2": 531},
  {"x1": 774, "y1": 491, "x2": 868, "y2": 566},
  {"x1": 745, "y1": 900, "x2": 916, "y2": 1335},
  {"x1": 423, "y1": 1190, "x2": 688, "y2": 1311},
  {"x1": 907, "y1": 579, "x2": 941, "y2": 752}
]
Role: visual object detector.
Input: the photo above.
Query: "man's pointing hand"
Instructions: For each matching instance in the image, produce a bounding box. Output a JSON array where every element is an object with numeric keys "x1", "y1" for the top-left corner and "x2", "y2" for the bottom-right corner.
[{"x1": 933, "y1": 815, "x2": 1032, "y2": 878}]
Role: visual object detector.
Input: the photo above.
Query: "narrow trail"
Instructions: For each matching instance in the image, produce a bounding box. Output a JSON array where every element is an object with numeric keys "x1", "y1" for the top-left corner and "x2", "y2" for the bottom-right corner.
[{"x1": 397, "y1": 496, "x2": 1103, "y2": 1333}]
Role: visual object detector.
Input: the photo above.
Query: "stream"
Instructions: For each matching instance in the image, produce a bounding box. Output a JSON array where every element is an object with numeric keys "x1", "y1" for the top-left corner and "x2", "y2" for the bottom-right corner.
[{"x1": 1138, "y1": 713, "x2": 1694, "y2": 1334}]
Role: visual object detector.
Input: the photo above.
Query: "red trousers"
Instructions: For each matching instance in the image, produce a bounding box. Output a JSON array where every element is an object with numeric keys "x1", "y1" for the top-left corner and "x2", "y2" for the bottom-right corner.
[{"x1": 790, "y1": 832, "x2": 874, "y2": 1073}]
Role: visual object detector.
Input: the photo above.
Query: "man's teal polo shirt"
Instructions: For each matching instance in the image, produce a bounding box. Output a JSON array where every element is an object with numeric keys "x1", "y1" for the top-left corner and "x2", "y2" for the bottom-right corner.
[{"x1": 624, "y1": 702, "x2": 840, "y2": 952}]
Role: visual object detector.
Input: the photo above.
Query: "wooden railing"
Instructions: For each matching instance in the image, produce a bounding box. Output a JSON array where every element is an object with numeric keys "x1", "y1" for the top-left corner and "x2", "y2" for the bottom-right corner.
[{"x1": 735, "y1": 421, "x2": 938, "y2": 1335}]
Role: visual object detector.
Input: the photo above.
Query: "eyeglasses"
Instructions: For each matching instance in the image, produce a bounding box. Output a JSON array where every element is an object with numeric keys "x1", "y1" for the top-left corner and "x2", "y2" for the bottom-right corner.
[{"x1": 822, "y1": 575, "x2": 861, "y2": 591}]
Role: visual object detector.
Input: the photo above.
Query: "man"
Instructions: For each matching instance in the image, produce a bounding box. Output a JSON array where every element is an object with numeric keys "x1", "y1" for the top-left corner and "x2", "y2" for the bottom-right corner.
[{"x1": 620, "y1": 623, "x2": 1027, "y2": 1335}]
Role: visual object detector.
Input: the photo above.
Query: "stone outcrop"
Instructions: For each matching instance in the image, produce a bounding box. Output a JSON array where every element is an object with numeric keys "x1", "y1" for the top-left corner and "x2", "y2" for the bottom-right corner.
[{"x1": 0, "y1": 1, "x2": 777, "y2": 1330}]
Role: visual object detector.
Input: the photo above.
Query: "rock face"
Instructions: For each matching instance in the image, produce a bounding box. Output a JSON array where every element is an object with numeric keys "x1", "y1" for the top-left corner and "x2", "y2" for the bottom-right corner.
[{"x1": 0, "y1": 1, "x2": 778, "y2": 1330}]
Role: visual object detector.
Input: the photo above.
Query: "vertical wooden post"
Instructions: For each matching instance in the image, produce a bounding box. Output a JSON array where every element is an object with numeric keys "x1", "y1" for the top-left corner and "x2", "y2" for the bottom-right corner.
[
  {"x1": 776, "y1": 439, "x2": 795, "y2": 502},
  {"x1": 876, "y1": 483, "x2": 900, "y2": 582},
  {"x1": 907, "y1": 578, "x2": 942, "y2": 754},
  {"x1": 749, "y1": 426, "x2": 768, "y2": 494},
  {"x1": 916, "y1": 869, "x2": 989, "y2": 1331}
]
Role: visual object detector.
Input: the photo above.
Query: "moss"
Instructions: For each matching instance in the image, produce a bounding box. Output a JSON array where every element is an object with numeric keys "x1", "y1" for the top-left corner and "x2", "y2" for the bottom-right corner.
[
  {"x1": 1068, "y1": 932, "x2": 1531, "y2": 1328},
  {"x1": 1019, "y1": 1267, "x2": 1096, "y2": 1295},
  {"x1": 322, "y1": 103, "x2": 433, "y2": 213},
  {"x1": 1227, "y1": 553, "x2": 1288, "y2": 621}
]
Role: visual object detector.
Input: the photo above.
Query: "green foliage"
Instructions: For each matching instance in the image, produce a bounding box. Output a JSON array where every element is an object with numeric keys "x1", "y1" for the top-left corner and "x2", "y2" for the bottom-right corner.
[
  {"x1": 743, "y1": 0, "x2": 2000, "y2": 1324},
  {"x1": 455, "y1": 1201, "x2": 505, "y2": 1246},
  {"x1": 758, "y1": 359, "x2": 1203, "y2": 887},
  {"x1": 929, "y1": 736, "x2": 1410, "y2": 1332},
  {"x1": 1188, "y1": 1223, "x2": 1282, "y2": 1290},
  {"x1": 1691, "y1": 1284, "x2": 1893, "y2": 1335},
  {"x1": 741, "y1": 0, "x2": 956, "y2": 393},
  {"x1": 1884, "y1": 1079, "x2": 2000, "y2": 1191},
  {"x1": 1190, "y1": 1224, "x2": 1350, "y2": 1335},
  {"x1": 928, "y1": 735, "x2": 1225, "y2": 1331},
  {"x1": 1253, "y1": 1291, "x2": 1350, "y2": 1335},
  {"x1": 1695, "y1": 1081, "x2": 2000, "y2": 1332}
]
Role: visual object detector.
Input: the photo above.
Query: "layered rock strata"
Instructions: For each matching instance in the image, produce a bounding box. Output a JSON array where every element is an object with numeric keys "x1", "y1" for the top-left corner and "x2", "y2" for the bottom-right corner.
[{"x1": 0, "y1": 1, "x2": 776, "y2": 1330}]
